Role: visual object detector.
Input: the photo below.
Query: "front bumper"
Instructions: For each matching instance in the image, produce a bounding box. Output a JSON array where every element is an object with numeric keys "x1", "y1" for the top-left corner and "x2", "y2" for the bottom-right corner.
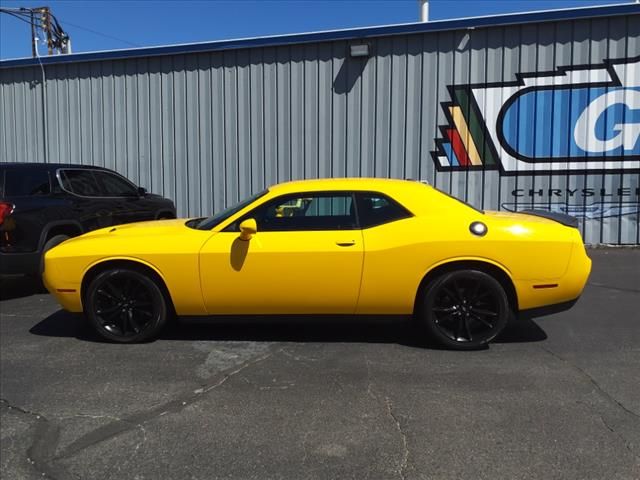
[{"x1": 42, "y1": 253, "x2": 83, "y2": 312}]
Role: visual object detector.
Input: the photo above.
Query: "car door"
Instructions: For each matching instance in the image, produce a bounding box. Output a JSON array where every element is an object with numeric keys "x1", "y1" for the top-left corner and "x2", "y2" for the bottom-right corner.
[{"x1": 199, "y1": 192, "x2": 364, "y2": 315}]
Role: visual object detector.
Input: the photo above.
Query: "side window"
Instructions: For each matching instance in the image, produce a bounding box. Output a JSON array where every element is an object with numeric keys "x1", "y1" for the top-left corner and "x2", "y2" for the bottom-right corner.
[
  {"x1": 93, "y1": 171, "x2": 138, "y2": 196},
  {"x1": 238, "y1": 193, "x2": 356, "y2": 231},
  {"x1": 4, "y1": 169, "x2": 50, "y2": 196},
  {"x1": 60, "y1": 169, "x2": 101, "y2": 196},
  {"x1": 356, "y1": 192, "x2": 412, "y2": 228}
]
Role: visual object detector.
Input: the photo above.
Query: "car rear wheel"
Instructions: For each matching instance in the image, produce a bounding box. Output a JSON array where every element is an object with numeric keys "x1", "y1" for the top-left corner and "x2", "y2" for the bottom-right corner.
[
  {"x1": 419, "y1": 270, "x2": 509, "y2": 350},
  {"x1": 85, "y1": 267, "x2": 168, "y2": 343}
]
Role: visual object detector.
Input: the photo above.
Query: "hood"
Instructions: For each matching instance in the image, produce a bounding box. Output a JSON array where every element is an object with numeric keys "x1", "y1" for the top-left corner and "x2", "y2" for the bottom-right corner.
[{"x1": 69, "y1": 218, "x2": 193, "y2": 242}]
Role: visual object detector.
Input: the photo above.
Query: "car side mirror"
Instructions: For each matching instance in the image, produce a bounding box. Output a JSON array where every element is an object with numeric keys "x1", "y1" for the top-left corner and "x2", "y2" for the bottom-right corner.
[
  {"x1": 137, "y1": 187, "x2": 147, "y2": 196},
  {"x1": 239, "y1": 218, "x2": 257, "y2": 241}
]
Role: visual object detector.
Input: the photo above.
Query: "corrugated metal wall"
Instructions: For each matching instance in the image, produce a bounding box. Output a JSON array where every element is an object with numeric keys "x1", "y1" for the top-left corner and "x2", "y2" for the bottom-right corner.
[{"x1": 1, "y1": 14, "x2": 639, "y2": 244}]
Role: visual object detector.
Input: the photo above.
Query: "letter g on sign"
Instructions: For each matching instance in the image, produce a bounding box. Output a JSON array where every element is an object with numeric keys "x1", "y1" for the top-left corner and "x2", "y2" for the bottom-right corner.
[{"x1": 574, "y1": 89, "x2": 640, "y2": 154}]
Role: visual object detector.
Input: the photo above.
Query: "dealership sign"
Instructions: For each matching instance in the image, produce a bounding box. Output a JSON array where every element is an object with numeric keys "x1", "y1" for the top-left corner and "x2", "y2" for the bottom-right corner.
[{"x1": 432, "y1": 56, "x2": 640, "y2": 174}]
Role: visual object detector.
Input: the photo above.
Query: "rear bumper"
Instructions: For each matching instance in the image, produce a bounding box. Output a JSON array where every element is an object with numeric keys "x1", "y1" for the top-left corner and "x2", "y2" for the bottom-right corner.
[
  {"x1": 518, "y1": 297, "x2": 579, "y2": 319},
  {"x1": 0, "y1": 251, "x2": 40, "y2": 276},
  {"x1": 514, "y1": 236, "x2": 592, "y2": 311}
]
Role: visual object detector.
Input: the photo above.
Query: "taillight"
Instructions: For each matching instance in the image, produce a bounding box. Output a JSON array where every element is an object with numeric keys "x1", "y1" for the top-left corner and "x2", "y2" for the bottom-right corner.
[{"x1": 0, "y1": 202, "x2": 14, "y2": 225}]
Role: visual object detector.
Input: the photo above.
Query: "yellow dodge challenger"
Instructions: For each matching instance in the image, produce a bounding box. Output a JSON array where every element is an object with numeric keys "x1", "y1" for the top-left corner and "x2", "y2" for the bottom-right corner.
[{"x1": 43, "y1": 178, "x2": 591, "y2": 349}]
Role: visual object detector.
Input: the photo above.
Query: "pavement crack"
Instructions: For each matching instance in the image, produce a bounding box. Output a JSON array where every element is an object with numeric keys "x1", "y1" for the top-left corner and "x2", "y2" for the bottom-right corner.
[
  {"x1": 365, "y1": 355, "x2": 376, "y2": 401},
  {"x1": 1, "y1": 398, "x2": 73, "y2": 480},
  {"x1": 596, "y1": 413, "x2": 634, "y2": 455},
  {"x1": 364, "y1": 357, "x2": 410, "y2": 480},
  {"x1": 385, "y1": 397, "x2": 409, "y2": 480},
  {"x1": 53, "y1": 349, "x2": 275, "y2": 461},
  {"x1": 1, "y1": 398, "x2": 45, "y2": 419},
  {"x1": 538, "y1": 345, "x2": 640, "y2": 420},
  {"x1": 301, "y1": 430, "x2": 311, "y2": 465}
]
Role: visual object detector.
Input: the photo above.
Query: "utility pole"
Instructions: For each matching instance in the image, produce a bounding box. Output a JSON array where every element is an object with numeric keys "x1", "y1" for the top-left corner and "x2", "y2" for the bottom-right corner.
[
  {"x1": 1, "y1": 5, "x2": 70, "y2": 56},
  {"x1": 30, "y1": 10, "x2": 36, "y2": 57},
  {"x1": 39, "y1": 6, "x2": 53, "y2": 55}
]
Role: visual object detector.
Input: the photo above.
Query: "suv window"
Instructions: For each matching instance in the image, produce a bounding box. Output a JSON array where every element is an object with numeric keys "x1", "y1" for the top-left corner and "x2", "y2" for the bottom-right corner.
[
  {"x1": 234, "y1": 193, "x2": 357, "y2": 231},
  {"x1": 4, "y1": 169, "x2": 50, "y2": 196},
  {"x1": 59, "y1": 169, "x2": 101, "y2": 196},
  {"x1": 93, "y1": 171, "x2": 138, "y2": 197},
  {"x1": 356, "y1": 192, "x2": 412, "y2": 228}
]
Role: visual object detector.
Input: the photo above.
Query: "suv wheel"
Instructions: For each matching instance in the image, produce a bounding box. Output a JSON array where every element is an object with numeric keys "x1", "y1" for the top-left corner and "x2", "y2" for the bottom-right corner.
[
  {"x1": 43, "y1": 234, "x2": 70, "y2": 254},
  {"x1": 35, "y1": 234, "x2": 71, "y2": 290}
]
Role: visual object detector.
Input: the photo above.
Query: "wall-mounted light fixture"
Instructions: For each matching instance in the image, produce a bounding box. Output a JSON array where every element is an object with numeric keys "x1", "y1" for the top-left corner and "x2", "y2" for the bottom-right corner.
[{"x1": 349, "y1": 44, "x2": 370, "y2": 58}]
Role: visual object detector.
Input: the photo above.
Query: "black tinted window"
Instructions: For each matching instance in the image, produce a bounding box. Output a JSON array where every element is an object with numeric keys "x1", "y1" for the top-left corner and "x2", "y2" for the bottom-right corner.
[
  {"x1": 356, "y1": 193, "x2": 412, "y2": 228},
  {"x1": 4, "y1": 169, "x2": 50, "y2": 196},
  {"x1": 60, "y1": 169, "x2": 101, "y2": 196},
  {"x1": 93, "y1": 171, "x2": 137, "y2": 196},
  {"x1": 239, "y1": 193, "x2": 356, "y2": 231}
]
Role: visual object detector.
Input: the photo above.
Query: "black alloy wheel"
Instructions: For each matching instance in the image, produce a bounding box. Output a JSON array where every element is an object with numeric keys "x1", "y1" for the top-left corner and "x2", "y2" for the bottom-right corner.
[
  {"x1": 85, "y1": 267, "x2": 168, "y2": 343},
  {"x1": 421, "y1": 270, "x2": 509, "y2": 350}
]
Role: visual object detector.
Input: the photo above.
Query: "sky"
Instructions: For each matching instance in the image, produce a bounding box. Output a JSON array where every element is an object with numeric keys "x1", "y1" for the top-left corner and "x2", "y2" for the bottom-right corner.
[{"x1": 0, "y1": 0, "x2": 634, "y2": 60}]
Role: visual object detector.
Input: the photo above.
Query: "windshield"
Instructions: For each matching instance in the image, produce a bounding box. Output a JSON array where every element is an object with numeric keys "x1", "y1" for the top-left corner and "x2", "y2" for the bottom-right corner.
[{"x1": 193, "y1": 190, "x2": 268, "y2": 230}]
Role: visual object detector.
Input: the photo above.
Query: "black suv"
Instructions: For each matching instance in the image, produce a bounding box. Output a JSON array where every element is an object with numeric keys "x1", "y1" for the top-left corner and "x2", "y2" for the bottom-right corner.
[{"x1": 0, "y1": 163, "x2": 176, "y2": 277}]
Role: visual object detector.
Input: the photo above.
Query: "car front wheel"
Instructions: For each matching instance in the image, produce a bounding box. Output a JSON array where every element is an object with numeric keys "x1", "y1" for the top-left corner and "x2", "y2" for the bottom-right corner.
[
  {"x1": 85, "y1": 267, "x2": 168, "y2": 343},
  {"x1": 419, "y1": 270, "x2": 509, "y2": 350}
]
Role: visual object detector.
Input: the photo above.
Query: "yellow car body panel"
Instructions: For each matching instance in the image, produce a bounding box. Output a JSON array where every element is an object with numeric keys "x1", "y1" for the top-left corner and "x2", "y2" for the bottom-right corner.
[
  {"x1": 44, "y1": 219, "x2": 212, "y2": 315},
  {"x1": 199, "y1": 230, "x2": 364, "y2": 314},
  {"x1": 43, "y1": 178, "x2": 591, "y2": 317}
]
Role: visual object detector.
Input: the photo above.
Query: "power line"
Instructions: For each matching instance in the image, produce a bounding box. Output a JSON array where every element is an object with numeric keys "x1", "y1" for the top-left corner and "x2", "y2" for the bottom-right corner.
[
  {"x1": 57, "y1": 19, "x2": 140, "y2": 47},
  {"x1": 2, "y1": 5, "x2": 140, "y2": 54},
  {"x1": 0, "y1": 10, "x2": 39, "y2": 26}
]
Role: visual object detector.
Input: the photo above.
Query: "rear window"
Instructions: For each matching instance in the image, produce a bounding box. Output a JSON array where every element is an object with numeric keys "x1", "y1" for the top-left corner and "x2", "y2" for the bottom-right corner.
[
  {"x1": 3, "y1": 169, "x2": 51, "y2": 196},
  {"x1": 356, "y1": 192, "x2": 412, "y2": 228},
  {"x1": 92, "y1": 171, "x2": 138, "y2": 196},
  {"x1": 60, "y1": 169, "x2": 101, "y2": 196}
]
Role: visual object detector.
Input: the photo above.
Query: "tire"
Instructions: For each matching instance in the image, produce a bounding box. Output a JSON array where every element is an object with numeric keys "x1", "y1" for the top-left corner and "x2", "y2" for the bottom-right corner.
[
  {"x1": 84, "y1": 267, "x2": 169, "y2": 343},
  {"x1": 40, "y1": 234, "x2": 70, "y2": 271},
  {"x1": 35, "y1": 234, "x2": 71, "y2": 291},
  {"x1": 418, "y1": 270, "x2": 509, "y2": 350}
]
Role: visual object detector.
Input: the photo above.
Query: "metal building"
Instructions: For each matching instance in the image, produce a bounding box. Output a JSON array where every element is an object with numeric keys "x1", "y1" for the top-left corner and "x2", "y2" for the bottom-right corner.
[{"x1": 1, "y1": 3, "x2": 639, "y2": 244}]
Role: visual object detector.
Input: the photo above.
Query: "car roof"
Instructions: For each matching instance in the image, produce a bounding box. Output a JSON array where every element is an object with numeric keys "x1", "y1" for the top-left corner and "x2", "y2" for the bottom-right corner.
[
  {"x1": 268, "y1": 177, "x2": 431, "y2": 195},
  {"x1": 0, "y1": 162, "x2": 111, "y2": 171}
]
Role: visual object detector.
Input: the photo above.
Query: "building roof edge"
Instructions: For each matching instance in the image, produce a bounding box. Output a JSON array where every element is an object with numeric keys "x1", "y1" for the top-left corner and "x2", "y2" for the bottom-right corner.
[{"x1": 1, "y1": 3, "x2": 638, "y2": 69}]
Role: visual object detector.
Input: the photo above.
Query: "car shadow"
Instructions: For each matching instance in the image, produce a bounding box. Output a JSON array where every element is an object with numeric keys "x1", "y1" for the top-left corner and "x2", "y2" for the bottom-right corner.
[
  {"x1": 0, "y1": 275, "x2": 41, "y2": 301},
  {"x1": 495, "y1": 318, "x2": 548, "y2": 343},
  {"x1": 30, "y1": 310, "x2": 548, "y2": 349}
]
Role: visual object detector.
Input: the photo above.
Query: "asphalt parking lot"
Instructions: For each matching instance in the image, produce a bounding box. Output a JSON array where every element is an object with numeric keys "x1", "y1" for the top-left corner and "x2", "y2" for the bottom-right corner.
[{"x1": 1, "y1": 248, "x2": 639, "y2": 480}]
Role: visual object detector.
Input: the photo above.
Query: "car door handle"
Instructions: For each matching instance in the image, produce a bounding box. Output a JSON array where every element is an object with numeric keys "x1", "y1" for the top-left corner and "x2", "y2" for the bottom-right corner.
[{"x1": 335, "y1": 240, "x2": 356, "y2": 247}]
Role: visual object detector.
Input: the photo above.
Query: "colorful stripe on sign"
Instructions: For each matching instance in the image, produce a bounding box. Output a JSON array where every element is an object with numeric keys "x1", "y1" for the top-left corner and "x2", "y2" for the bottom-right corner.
[
  {"x1": 446, "y1": 128, "x2": 472, "y2": 166},
  {"x1": 449, "y1": 105, "x2": 482, "y2": 165},
  {"x1": 432, "y1": 86, "x2": 501, "y2": 169}
]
